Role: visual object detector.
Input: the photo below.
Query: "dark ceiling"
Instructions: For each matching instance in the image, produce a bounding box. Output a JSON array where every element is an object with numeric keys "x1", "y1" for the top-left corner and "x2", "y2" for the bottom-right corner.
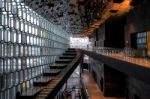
[
  {"x1": 24, "y1": 0, "x2": 133, "y2": 36},
  {"x1": 24, "y1": 0, "x2": 87, "y2": 35}
]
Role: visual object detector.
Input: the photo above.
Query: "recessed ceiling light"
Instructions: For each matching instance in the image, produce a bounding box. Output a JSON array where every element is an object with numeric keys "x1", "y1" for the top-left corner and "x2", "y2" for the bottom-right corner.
[
  {"x1": 113, "y1": 0, "x2": 124, "y2": 3},
  {"x1": 110, "y1": 9, "x2": 118, "y2": 13}
]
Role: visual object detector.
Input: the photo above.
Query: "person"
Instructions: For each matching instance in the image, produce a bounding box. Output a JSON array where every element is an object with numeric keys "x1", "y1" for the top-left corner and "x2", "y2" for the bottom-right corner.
[
  {"x1": 87, "y1": 44, "x2": 89, "y2": 50},
  {"x1": 16, "y1": 91, "x2": 21, "y2": 99},
  {"x1": 76, "y1": 90, "x2": 81, "y2": 99},
  {"x1": 60, "y1": 92, "x2": 64, "y2": 99}
]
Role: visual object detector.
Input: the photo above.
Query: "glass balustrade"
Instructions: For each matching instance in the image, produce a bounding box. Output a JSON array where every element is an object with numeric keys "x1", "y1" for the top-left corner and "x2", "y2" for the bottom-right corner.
[
  {"x1": 85, "y1": 47, "x2": 149, "y2": 68},
  {"x1": 86, "y1": 47, "x2": 146, "y2": 58}
]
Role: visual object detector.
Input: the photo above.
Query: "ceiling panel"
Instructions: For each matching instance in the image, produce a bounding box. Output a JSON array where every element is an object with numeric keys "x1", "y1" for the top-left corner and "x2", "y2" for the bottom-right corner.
[{"x1": 24, "y1": 0, "x2": 86, "y2": 35}]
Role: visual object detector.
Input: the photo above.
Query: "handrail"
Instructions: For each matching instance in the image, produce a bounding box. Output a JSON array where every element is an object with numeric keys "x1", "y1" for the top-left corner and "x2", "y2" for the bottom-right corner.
[{"x1": 83, "y1": 47, "x2": 147, "y2": 58}]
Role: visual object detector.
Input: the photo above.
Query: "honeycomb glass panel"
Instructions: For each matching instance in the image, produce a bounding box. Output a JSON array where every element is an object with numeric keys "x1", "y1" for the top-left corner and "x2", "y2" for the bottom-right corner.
[{"x1": 0, "y1": 0, "x2": 69, "y2": 99}]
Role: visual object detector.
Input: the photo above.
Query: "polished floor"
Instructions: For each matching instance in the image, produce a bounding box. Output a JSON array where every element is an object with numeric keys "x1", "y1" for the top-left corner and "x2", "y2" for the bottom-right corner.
[{"x1": 82, "y1": 70, "x2": 125, "y2": 99}]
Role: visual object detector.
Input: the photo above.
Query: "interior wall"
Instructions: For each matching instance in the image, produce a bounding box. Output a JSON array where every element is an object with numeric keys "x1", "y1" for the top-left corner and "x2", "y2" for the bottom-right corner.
[
  {"x1": 125, "y1": 0, "x2": 150, "y2": 46},
  {"x1": 94, "y1": 16, "x2": 125, "y2": 48},
  {"x1": 104, "y1": 17, "x2": 125, "y2": 48}
]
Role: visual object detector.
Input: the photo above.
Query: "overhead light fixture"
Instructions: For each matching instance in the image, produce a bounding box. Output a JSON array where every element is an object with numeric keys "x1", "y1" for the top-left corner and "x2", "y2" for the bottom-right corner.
[
  {"x1": 41, "y1": 0, "x2": 48, "y2": 3},
  {"x1": 47, "y1": 2, "x2": 54, "y2": 8},
  {"x1": 113, "y1": 0, "x2": 124, "y2": 3},
  {"x1": 110, "y1": 9, "x2": 118, "y2": 13},
  {"x1": 58, "y1": 13, "x2": 63, "y2": 17}
]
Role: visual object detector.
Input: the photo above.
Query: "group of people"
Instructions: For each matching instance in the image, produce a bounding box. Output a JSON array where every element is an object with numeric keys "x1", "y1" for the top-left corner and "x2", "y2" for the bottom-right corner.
[{"x1": 60, "y1": 88, "x2": 81, "y2": 99}]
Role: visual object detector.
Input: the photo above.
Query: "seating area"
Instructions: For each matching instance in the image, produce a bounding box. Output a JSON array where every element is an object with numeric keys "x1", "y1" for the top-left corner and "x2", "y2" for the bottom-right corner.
[{"x1": 17, "y1": 48, "x2": 81, "y2": 99}]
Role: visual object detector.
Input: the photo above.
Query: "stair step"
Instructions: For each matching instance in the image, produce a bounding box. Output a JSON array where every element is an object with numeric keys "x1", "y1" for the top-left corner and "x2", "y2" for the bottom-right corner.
[
  {"x1": 55, "y1": 59, "x2": 72, "y2": 63},
  {"x1": 35, "y1": 97, "x2": 45, "y2": 99},
  {"x1": 63, "y1": 53, "x2": 76, "y2": 56},
  {"x1": 40, "y1": 91, "x2": 50, "y2": 94},
  {"x1": 66, "y1": 50, "x2": 76, "y2": 53},
  {"x1": 59, "y1": 56, "x2": 75, "y2": 59},
  {"x1": 65, "y1": 54, "x2": 76, "y2": 56},
  {"x1": 17, "y1": 87, "x2": 42, "y2": 99},
  {"x1": 43, "y1": 88, "x2": 53, "y2": 92},
  {"x1": 43, "y1": 70, "x2": 61, "y2": 76},
  {"x1": 50, "y1": 63, "x2": 67, "y2": 69},
  {"x1": 38, "y1": 94, "x2": 47, "y2": 97},
  {"x1": 44, "y1": 86, "x2": 55, "y2": 89},
  {"x1": 35, "y1": 94, "x2": 47, "y2": 98},
  {"x1": 68, "y1": 48, "x2": 76, "y2": 50},
  {"x1": 33, "y1": 77, "x2": 52, "y2": 86}
]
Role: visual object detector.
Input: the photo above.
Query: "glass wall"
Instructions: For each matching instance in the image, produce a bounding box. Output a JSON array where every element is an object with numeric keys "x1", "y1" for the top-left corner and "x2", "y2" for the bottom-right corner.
[{"x1": 0, "y1": 0, "x2": 69, "y2": 99}]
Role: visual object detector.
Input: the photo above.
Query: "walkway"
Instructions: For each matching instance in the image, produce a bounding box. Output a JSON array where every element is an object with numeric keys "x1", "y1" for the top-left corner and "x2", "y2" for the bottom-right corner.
[{"x1": 82, "y1": 70, "x2": 125, "y2": 99}]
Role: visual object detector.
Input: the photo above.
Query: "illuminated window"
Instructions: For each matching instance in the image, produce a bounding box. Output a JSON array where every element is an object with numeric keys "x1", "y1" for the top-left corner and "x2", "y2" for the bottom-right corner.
[{"x1": 70, "y1": 37, "x2": 90, "y2": 49}]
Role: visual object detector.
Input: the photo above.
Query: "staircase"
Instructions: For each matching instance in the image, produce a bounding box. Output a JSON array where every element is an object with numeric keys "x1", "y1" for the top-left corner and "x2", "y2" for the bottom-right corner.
[{"x1": 16, "y1": 48, "x2": 81, "y2": 99}]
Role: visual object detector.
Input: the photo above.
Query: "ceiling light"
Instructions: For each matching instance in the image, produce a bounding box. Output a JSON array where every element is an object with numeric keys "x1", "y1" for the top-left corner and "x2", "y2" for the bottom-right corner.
[
  {"x1": 110, "y1": 9, "x2": 118, "y2": 13},
  {"x1": 113, "y1": 0, "x2": 124, "y2": 3}
]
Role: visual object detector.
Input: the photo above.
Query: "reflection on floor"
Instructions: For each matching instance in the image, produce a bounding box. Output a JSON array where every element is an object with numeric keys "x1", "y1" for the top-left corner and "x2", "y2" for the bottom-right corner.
[{"x1": 82, "y1": 70, "x2": 125, "y2": 99}]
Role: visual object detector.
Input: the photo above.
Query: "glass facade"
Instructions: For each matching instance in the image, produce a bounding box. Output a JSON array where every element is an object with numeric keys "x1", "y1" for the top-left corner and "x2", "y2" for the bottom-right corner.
[
  {"x1": 137, "y1": 32, "x2": 147, "y2": 50},
  {"x1": 0, "y1": 0, "x2": 69, "y2": 99}
]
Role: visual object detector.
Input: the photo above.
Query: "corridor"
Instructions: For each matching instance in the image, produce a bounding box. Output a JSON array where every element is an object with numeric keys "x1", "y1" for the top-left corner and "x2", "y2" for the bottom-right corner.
[{"x1": 82, "y1": 70, "x2": 125, "y2": 99}]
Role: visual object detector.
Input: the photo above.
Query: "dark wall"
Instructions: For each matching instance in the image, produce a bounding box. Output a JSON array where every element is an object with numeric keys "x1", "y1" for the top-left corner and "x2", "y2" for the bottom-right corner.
[
  {"x1": 104, "y1": 17, "x2": 125, "y2": 48},
  {"x1": 104, "y1": 65, "x2": 126, "y2": 97},
  {"x1": 83, "y1": 50, "x2": 150, "y2": 99},
  {"x1": 89, "y1": 58, "x2": 104, "y2": 91},
  {"x1": 95, "y1": 17, "x2": 125, "y2": 48},
  {"x1": 97, "y1": 25, "x2": 105, "y2": 41},
  {"x1": 130, "y1": 33, "x2": 137, "y2": 49},
  {"x1": 89, "y1": 58, "x2": 126, "y2": 97},
  {"x1": 125, "y1": 0, "x2": 150, "y2": 45},
  {"x1": 95, "y1": 24, "x2": 105, "y2": 47},
  {"x1": 126, "y1": 77, "x2": 150, "y2": 99}
]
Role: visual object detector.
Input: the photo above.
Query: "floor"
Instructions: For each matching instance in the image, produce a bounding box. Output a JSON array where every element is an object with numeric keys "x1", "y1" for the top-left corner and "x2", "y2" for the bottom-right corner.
[{"x1": 82, "y1": 70, "x2": 125, "y2": 99}]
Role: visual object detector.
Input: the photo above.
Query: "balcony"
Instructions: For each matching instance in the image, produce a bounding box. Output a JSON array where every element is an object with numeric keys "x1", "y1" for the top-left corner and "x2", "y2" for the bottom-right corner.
[{"x1": 81, "y1": 47, "x2": 150, "y2": 86}]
